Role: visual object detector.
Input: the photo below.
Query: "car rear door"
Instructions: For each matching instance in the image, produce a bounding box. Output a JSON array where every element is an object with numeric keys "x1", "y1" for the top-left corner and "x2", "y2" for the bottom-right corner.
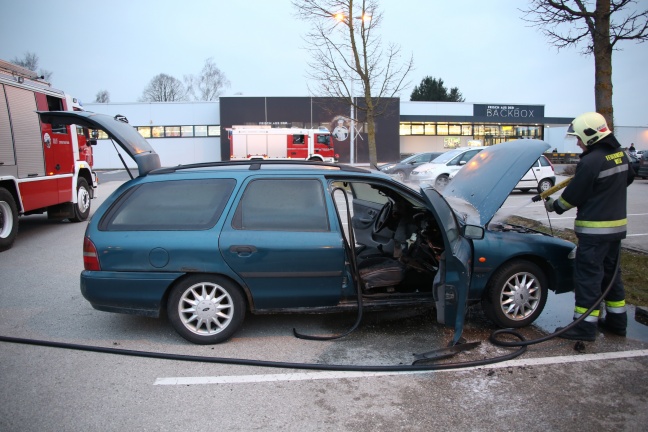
[{"x1": 219, "y1": 176, "x2": 346, "y2": 310}]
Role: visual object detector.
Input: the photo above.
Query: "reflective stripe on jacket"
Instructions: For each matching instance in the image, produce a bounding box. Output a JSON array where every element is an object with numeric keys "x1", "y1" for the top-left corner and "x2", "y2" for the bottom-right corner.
[{"x1": 553, "y1": 135, "x2": 634, "y2": 240}]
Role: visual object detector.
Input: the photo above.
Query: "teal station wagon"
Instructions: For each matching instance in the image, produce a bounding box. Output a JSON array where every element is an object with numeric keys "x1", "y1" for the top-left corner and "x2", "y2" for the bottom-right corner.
[{"x1": 40, "y1": 112, "x2": 576, "y2": 345}]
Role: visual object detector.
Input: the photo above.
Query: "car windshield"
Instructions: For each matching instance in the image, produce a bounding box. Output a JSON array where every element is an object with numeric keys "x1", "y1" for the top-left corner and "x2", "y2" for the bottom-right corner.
[
  {"x1": 400, "y1": 154, "x2": 418, "y2": 163},
  {"x1": 429, "y1": 148, "x2": 465, "y2": 164}
]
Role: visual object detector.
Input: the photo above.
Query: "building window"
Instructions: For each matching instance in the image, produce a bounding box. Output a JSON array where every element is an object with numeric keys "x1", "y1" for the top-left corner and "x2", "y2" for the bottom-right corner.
[
  {"x1": 424, "y1": 123, "x2": 436, "y2": 135},
  {"x1": 208, "y1": 126, "x2": 219, "y2": 136},
  {"x1": 195, "y1": 126, "x2": 208, "y2": 137},
  {"x1": 436, "y1": 123, "x2": 449, "y2": 136},
  {"x1": 152, "y1": 126, "x2": 164, "y2": 138},
  {"x1": 165, "y1": 126, "x2": 181, "y2": 137},
  {"x1": 137, "y1": 127, "x2": 151, "y2": 138},
  {"x1": 181, "y1": 126, "x2": 194, "y2": 137},
  {"x1": 461, "y1": 124, "x2": 472, "y2": 135},
  {"x1": 448, "y1": 124, "x2": 461, "y2": 135},
  {"x1": 399, "y1": 123, "x2": 411, "y2": 135},
  {"x1": 411, "y1": 124, "x2": 424, "y2": 135}
]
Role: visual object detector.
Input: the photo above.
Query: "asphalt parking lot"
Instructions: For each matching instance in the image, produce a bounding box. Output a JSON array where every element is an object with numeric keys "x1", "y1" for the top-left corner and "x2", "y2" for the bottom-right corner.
[{"x1": 1, "y1": 172, "x2": 647, "y2": 431}]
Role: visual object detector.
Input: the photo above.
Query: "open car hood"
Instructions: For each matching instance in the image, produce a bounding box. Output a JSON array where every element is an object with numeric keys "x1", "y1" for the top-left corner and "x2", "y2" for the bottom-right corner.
[
  {"x1": 436, "y1": 140, "x2": 550, "y2": 226},
  {"x1": 38, "y1": 111, "x2": 161, "y2": 177}
]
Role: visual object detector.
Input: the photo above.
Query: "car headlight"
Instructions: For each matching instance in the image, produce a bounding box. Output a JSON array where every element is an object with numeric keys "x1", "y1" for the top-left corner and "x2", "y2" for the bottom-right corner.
[{"x1": 380, "y1": 164, "x2": 394, "y2": 171}]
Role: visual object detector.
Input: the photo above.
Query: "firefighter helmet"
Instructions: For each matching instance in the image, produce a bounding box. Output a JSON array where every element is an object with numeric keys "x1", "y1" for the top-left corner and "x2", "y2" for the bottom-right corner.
[{"x1": 566, "y1": 112, "x2": 611, "y2": 146}]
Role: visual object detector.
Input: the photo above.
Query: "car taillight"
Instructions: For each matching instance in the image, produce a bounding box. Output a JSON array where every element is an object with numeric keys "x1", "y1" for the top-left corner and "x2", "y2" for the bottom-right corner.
[
  {"x1": 544, "y1": 156, "x2": 555, "y2": 171},
  {"x1": 83, "y1": 236, "x2": 101, "y2": 271}
]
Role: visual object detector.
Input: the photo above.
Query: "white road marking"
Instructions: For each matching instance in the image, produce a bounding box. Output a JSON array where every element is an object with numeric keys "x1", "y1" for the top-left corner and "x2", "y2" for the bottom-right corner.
[{"x1": 154, "y1": 349, "x2": 648, "y2": 386}]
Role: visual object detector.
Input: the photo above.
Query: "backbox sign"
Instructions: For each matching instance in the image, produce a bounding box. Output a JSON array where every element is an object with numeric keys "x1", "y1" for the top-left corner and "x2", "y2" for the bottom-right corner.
[{"x1": 473, "y1": 104, "x2": 544, "y2": 119}]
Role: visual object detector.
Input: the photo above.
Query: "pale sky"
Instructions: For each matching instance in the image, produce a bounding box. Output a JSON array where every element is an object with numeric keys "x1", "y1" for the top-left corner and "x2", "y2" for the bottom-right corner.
[{"x1": 1, "y1": 0, "x2": 647, "y2": 126}]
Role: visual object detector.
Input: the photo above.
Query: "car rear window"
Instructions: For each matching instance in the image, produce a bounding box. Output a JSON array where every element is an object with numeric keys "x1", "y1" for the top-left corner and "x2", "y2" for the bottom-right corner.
[
  {"x1": 232, "y1": 178, "x2": 329, "y2": 231},
  {"x1": 100, "y1": 179, "x2": 236, "y2": 231}
]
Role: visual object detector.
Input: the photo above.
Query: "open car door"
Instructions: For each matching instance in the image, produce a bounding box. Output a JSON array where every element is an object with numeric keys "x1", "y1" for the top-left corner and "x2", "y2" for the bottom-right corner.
[
  {"x1": 38, "y1": 111, "x2": 160, "y2": 177},
  {"x1": 421, "y1": 186, "x2": 475, "y2": 345}
]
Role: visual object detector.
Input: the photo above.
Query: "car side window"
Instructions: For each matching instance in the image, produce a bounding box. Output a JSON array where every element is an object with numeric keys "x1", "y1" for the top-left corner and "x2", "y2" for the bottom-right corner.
[
  {"x1": 100, "y1": 179, "x2": 236, "y2": 231},
  {"x1": 232, "y1": 178, "x2": 329, "y2": 231},
  {"x1": 538, "y1": 157, "x2": 550, "y2": 167},
  {"x1": 460, "y1": 149, "x2": 481, "y2": 164},
  {"x1": 349, "y1": 182, "x2": 389, "y2": 205}
]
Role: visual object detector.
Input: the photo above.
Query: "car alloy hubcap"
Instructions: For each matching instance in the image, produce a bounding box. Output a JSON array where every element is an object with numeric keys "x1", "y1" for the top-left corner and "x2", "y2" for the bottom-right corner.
[
  {"x1": 499, "y1": 271, "x2": 540, "y2": 320},
  {"x1": 178, "y1": 282, "x2": 234, "y2": 335}
]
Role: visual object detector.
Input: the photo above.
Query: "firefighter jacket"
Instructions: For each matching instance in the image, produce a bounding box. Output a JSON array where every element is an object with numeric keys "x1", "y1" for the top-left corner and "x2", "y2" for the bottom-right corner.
[{"x1": 552, "y1": 134, "x2": 634, "y2": 240}]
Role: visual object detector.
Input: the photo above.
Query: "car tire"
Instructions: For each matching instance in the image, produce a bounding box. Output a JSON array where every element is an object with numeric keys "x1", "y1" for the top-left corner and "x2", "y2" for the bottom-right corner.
[
  {"x1": 168, "y1": 274, "x2": 246, "y2": 344},
  {"x1": 394, "y1": 170, "x2": 406, "y2": 182},
  {"x1": 0, "y1": 188, "x2": 19, "y2": 252},
  {"x1": 69, "y1": 178, "x2": 91, "y2": 222},
  {"x1": 482, "y1": 260, "x2": 548, "y2": 328},
  {"x1": 435, "y1": 174, "x2": 450, "y2": 190},
  {"x1": 537, "y1": 179, "x2": 554, "y2": 194}
]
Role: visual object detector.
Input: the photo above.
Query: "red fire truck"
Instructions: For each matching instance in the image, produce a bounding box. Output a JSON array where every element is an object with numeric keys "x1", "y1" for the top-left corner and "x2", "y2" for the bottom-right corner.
[
  {"x1": 227, "y1": 126, "x2": 337, "y2": 162},
  {"x1": 0, "y1": 59, "x2": 97, "y2": 251}
]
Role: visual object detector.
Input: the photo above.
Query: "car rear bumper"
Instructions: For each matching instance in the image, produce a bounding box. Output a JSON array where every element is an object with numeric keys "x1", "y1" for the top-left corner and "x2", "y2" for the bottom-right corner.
[{"x1": 81, "y1": 270, "x2": 183, "y2": 317}]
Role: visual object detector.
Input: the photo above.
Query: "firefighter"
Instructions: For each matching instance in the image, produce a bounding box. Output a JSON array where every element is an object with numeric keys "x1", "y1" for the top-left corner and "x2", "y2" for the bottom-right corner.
[{"x1": 545, "y1": 112, "x2": 634, "y2": 341}]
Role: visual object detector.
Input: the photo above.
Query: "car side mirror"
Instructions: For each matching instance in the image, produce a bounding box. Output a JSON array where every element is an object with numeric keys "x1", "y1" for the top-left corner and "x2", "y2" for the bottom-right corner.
[
  {"x1": 458, "y1": 160, "x2": 467, "y2": 166},
  {"x1": 463, "y1": 225, "x2": 484, "y2": 240}
]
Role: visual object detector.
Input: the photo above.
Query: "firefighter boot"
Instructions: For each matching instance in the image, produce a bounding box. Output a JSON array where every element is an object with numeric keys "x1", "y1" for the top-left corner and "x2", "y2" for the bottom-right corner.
[
  {"x1": 555, "y1": 320, "x2": 597, "y2": 342},
  {"x1": 599, "y1": 311, "x2": 627, "y2": 336}
]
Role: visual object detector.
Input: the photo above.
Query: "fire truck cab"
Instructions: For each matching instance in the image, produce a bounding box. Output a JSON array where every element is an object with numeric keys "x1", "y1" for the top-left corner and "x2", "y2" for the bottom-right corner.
[
  {"x1": 228, "y1": 126, "x2": 337, "y2": 162},
  {"x1": 0, "y1": 59, "x2": 97, "y2": 252}
]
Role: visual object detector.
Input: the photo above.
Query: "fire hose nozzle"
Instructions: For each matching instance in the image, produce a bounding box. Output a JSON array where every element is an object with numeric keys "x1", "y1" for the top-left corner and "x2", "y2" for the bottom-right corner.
[{"x1": 532, "y1": 176, "x2": 573, "y2": 202}]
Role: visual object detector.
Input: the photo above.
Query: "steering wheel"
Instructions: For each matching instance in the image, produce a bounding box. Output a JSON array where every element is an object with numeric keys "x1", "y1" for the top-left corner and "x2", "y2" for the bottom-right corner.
[{"x1": 373, "y1": 199, "x2": 394, "y2": 233}]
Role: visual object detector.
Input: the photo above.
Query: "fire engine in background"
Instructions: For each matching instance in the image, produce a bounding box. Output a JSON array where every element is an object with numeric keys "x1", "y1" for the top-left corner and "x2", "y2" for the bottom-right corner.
[
  {"x1": 0, "y1": 59, "x2": 97, "y2": 252},
  {"x1": 227, "y1": 125, "x2": 338, "y2": 162}
]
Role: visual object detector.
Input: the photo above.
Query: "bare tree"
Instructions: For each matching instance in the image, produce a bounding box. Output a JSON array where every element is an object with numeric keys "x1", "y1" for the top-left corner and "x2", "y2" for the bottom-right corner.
[
  {"x1": 521, "y1": 0, "x2": 648, "y2": 130},
  {"x1": 11, "y1": 51, "x2": 53, "y2": 82},
  {"x1": 139, "y1": 73, "x2": 188, "y2": 102},
  {"x1": 94, "y1": 90, "x2": 110, "y2": 103},
  {"x1": 293, "y1": 0, "x2": 413, "y2": 166},
  {"x1": 184, "y1": 58, "x2": 230, "y2": 101}
]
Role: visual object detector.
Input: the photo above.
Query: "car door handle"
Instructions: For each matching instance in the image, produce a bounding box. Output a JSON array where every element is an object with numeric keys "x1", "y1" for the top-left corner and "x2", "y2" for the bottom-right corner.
[{"x1": 230, "y1": 245, "x2": 258, "y2": 257}]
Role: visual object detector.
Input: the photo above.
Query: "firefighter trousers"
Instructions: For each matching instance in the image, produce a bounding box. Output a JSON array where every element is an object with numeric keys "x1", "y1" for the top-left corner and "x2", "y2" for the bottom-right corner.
[{"x1": 573, "y1": 236, "x2": 625, "y2": 312}]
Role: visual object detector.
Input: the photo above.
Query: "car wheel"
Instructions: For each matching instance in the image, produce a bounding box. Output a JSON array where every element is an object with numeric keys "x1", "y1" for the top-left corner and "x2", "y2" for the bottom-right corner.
[
  {"x1": 168, "y1": 275, "x2": 246, "y2": 344},
  {"x1": 0, "y1": 188, "x2": 19, "y2": 252},
  {"x1": 69, "y1": 178, "x2": 91, "y2": 222},
  {"x1": 482, "y1": 260, "x2": 548, "y2": 328},
  {"x1": 537, "y1": 179, "x2": 554, "y2": 194},
  {"x1": 394, "y1": 170, "x2": 406, "y2": 182},
  {"x1": 435, "y1": 174, "x2": 450, "y2": 190}
]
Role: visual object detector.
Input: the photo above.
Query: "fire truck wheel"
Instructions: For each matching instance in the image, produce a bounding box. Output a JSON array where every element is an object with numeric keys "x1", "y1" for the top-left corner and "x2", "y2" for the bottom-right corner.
[
  {"x1": 0, "y1": 188, "x2": 19, "y2": 252},
  {"x1": 70, "y1": 178, "x2": 91, "y2": 222}
]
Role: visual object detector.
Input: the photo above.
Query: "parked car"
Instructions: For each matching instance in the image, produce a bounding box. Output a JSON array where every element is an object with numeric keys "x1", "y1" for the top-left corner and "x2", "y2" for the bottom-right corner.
[
  {"x1": 409, "y1": 147, "x2": 486, "y2": 189},
  {"x1": 514, "y1": 155, "x2": 556, "y2": 193},
  {"x1": 628, "y1": 153, "x2": 640, "y2": 176},
  {"x1": 638, "y1": 156, "x2": 648, "y2": 179},
  {"x1": 379, "y1": 152, "x2": 444, "y2": 181},
  {"x1": 39, "y1": 111, "x2": 576, "y2": 345},
  {"x1": 449, "y1": 155, "x2": 556, "y2": 194}
]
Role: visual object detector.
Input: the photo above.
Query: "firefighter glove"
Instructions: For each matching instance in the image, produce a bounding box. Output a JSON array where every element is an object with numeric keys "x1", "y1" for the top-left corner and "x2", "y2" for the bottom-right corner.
[{"x1": 544, "y1": 197, "x2": 555, "y2": 212}]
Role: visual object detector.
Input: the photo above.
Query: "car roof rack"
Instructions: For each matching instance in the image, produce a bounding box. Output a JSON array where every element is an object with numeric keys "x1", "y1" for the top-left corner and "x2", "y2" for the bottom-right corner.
[{"x1": 150, "y1": 160, "x2": 371, "y2": 175}]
